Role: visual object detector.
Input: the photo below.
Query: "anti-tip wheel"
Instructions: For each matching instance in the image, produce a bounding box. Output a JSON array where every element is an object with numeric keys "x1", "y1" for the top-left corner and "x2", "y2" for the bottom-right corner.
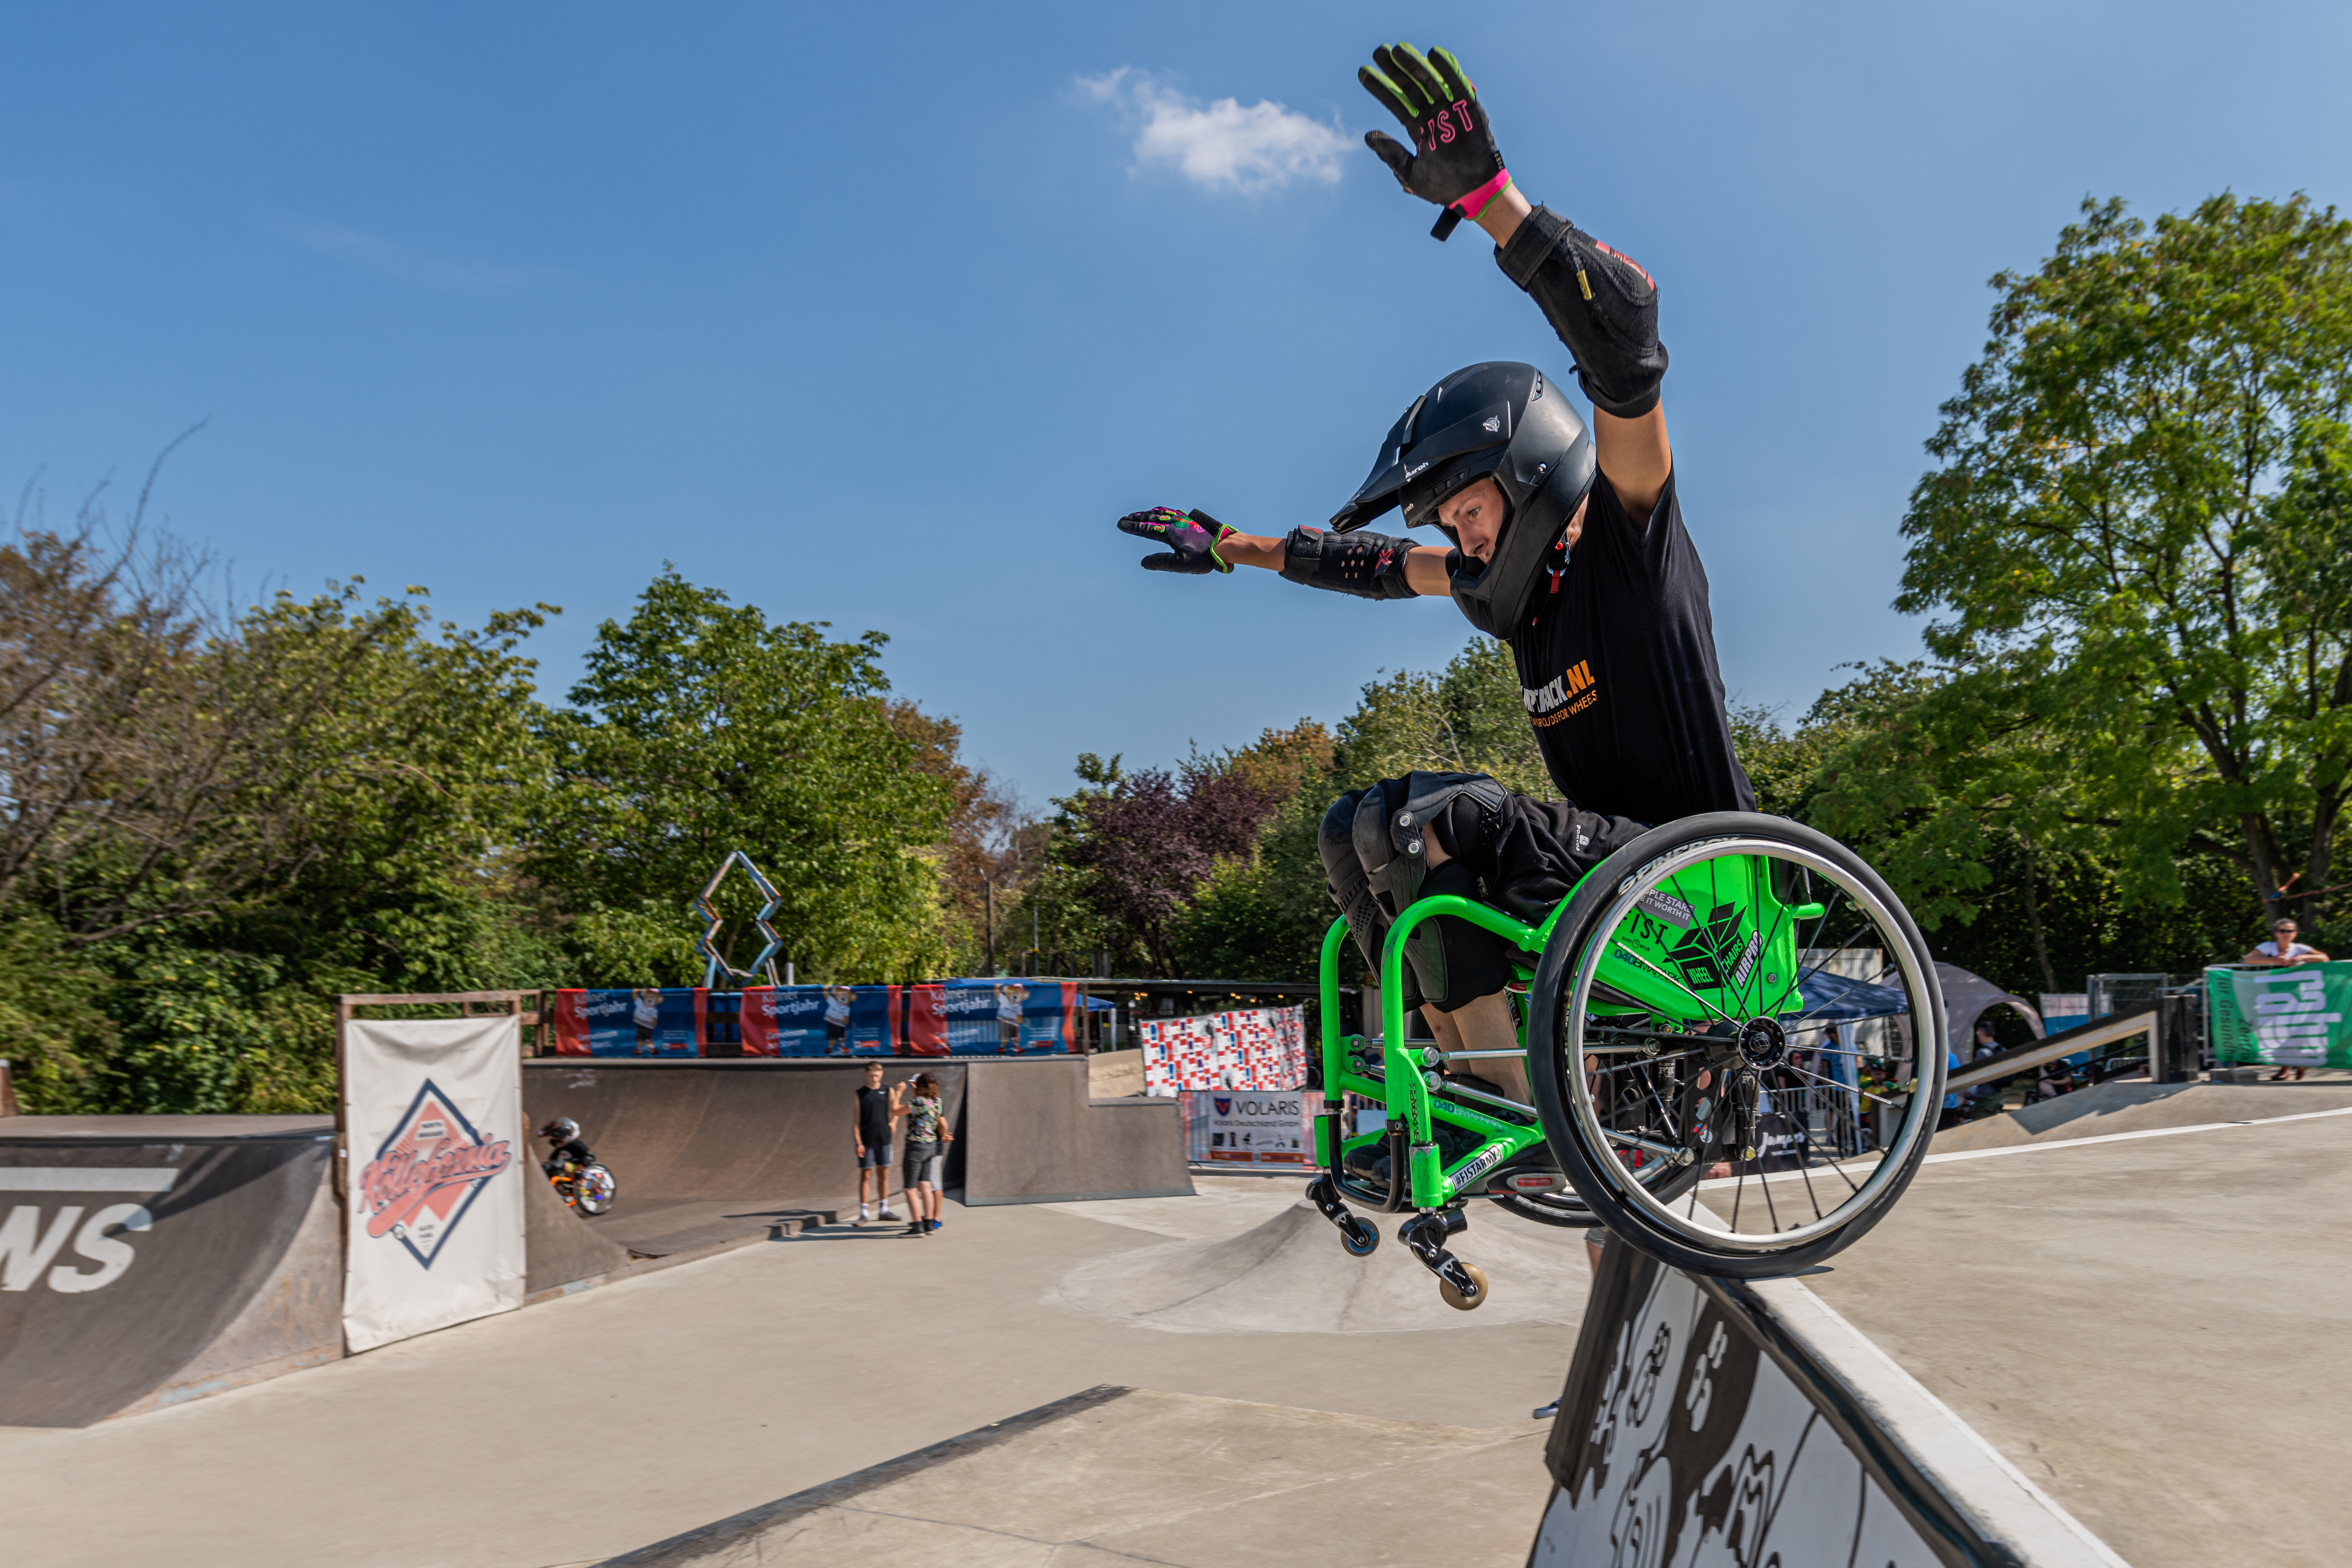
[
  {"x1": 1339, "y1": 1220, "x2": 1379, "y2": 1257},
  {"x1": 1439, "y1": 1262, "x2": 1490, "y2": 1312}
]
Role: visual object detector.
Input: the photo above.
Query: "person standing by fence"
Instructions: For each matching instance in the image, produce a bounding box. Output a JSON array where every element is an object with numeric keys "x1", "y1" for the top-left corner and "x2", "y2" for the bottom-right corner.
[
  {"x1": 900, "y1": 1072, "x2": 951, "y2": 1236},
  {"x1": 2243, "y1": 919, "x2": 2331, "y2": 1080}
]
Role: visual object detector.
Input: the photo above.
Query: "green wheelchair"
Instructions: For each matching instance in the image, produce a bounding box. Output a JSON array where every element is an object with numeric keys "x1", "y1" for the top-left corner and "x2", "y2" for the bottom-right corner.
[{"x1": 1304, "y1": 812, "x2": 1946, "y2": 1299}]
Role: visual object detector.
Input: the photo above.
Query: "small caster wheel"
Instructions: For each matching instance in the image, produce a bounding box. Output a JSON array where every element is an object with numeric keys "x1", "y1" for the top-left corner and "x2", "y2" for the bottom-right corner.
[
  {"x1": 1439, "y1": 1262, "x2": 1490, "y2": 1312},
  {"x1": 1339, "y1": 1218, "x2": 1378, "y2": 1257}
]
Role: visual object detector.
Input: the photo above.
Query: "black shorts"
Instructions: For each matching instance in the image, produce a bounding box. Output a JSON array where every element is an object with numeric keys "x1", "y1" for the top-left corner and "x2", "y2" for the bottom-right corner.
[
  {"x1": 1320, "y1": 773, "x2": 1650, "y2": 1011},
  {"x1": 903, "y1": 1141, "x2": 944, "y2": 1188}
]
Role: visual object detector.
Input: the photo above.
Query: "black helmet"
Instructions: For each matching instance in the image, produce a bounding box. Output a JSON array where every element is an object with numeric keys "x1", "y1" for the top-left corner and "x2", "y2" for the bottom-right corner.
[
  {"x1": 539, "y1": 1117, "x2": 578, "y2": 1143},
  {"x1": 1330, "y1": 361, "x2": 1597, "y2": 631}
]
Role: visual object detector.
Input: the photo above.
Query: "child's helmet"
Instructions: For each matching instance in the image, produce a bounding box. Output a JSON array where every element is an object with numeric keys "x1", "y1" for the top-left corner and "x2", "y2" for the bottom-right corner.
[{"x1": 539, "y1": 1117, "x2": 579, "y2": 1143}]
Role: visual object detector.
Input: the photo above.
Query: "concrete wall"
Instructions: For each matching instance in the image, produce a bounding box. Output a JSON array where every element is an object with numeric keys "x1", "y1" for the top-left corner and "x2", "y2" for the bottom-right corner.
[{"x1": 961, "y1": 1059, "x2": 1191, "y2": 1205}]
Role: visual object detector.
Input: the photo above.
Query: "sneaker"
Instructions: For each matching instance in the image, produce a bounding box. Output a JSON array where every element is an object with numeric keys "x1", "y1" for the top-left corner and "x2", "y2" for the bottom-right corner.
[
  {"x1": 878, "y1": 1207, "x2": 900, "y2": 1221},
  {"x1": 926, "y1": 1219, "x2": 941, "y2": 1233},
  {"x1": 856, "y1": 1205, "x2": 870, "y2": 1225},
  {"x1": 903, "y1": 1220, "x2": 925, "y2": 1236}
]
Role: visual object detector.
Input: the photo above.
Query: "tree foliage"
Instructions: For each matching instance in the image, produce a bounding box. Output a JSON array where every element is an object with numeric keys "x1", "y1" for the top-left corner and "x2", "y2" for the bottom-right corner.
[
  {"x1": 526, "y1": 569, "x2": 955, "y2": 986},
  {"x1": 1817, "y1": 193, "x2": 2352, "y2": 939}
]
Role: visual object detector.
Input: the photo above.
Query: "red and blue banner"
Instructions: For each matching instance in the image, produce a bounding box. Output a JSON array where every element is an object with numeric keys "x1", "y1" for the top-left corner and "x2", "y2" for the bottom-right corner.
[
  {"x1": 551, "y1": 989, "x2": 706, "y2": 1057},
  {"x1": 554, "y1": 981, "x2": 1080, "y2": 1057},
  {"x1": 940, "y1": 980, "x2": 1078, "y2": 1054},
  {"x1": 738, "y1": 985, "x2": 902, "y2": 1056}
]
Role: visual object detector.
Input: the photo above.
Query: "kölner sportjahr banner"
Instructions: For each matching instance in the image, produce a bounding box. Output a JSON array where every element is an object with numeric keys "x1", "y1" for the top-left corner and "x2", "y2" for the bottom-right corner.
[{"x1": 341, "y1": 1015, "x2": 526, "y2": 1352}]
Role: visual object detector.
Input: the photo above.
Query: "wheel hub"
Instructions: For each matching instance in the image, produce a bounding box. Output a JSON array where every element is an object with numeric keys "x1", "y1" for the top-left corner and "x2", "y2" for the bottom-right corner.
[{"x1": 1736, "y1": 1015, "x2": 1787, "y2": 1069}]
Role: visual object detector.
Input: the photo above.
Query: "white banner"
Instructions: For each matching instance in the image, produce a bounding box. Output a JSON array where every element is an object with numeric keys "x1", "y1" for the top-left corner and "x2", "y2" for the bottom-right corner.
[
  {"x1": 1184, "y1": 1088, "x2": 1310, "y2": 1166},
  {"x1": 341, "y1": 1016, "x2": 526, "y2": 1353}
]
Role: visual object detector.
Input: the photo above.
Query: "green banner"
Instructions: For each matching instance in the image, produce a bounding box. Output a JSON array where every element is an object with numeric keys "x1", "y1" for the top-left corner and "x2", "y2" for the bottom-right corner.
[{"x1": 2206, "y1": 962, "x2": 2352, "y2": 1067}]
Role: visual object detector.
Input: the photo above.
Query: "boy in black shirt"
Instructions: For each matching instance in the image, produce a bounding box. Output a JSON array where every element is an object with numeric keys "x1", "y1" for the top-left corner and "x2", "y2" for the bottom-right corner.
[
  {"x1": 853, "y1": 1061, "x2": 901, "y2": 1226},
  {"x1": 1115, "y1": 43, "x2": 1753, "y2": 1087}
]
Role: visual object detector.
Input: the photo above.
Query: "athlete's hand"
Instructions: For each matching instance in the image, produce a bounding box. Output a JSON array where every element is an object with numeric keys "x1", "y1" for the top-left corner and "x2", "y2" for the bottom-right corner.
[
  {"x1": 1118, "y1": 507, "x2": 1238, "y2": 575},
  {"x1": 1358, "y1": 43, "x2": 1511, "y2": 240}
]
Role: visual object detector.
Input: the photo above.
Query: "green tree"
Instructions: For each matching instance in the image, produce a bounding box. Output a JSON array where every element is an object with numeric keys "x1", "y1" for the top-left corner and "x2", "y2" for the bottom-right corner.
[
  {"x1": 1819, "y1": 193, "x2": 2352, "y2": 946},
  {"x1": 527, "y1": 569, "x2": 953, "y2": 985}
]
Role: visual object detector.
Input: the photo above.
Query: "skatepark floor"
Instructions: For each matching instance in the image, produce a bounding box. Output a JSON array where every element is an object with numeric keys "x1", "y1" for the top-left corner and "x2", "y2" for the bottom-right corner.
[{"x1": 0, "y1": 1175, "x2": 1584, "y2": 1568}]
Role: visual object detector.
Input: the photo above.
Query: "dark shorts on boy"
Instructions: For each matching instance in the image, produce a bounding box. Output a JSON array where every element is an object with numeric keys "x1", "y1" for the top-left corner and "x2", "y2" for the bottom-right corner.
[{"x1": 857, "y1": 1141, "x2": 893, "y2": 1170}]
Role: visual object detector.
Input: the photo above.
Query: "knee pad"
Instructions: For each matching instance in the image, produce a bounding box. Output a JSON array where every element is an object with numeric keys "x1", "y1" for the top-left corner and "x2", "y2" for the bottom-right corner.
[
  {"x1": 1351, "y1": 772, "x2": 1513, "y2": 1012},
  {"x1": 1321, "y1": 788, "x2": 1414, "y2": 1003}
]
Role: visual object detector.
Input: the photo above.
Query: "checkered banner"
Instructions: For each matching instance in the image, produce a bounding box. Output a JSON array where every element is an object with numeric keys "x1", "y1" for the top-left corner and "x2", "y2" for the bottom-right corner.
[{"x1": 1137, "y1": 1005, "x2": 1306, "y2": 1095}]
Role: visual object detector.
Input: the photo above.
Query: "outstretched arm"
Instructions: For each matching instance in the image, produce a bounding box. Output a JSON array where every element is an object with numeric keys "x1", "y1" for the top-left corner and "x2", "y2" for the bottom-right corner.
[
  {"x1": 1117, "y1": 508, "x2": 1454, "y2": 597},
  {"x1": 1359, "y1": 43, "x2": 1672, "y2": 516}
]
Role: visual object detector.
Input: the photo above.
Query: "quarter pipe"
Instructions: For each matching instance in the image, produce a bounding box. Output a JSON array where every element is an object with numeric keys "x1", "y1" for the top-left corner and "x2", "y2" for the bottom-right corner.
[
  {"x1": 523, "y1": 1057, "x2": 1188, "y2": 1253},
  {"x1": 0, "y1": 1117, "x2": 341, "y2": 1427}
]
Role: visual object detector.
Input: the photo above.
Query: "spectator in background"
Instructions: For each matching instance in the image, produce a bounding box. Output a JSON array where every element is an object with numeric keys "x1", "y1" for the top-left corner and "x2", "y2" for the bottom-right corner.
[
  {"x1": 2244, "y1": 919, "x2": 2330, "y2": 1080},
  {"x1": 1966, "y1": 1019, "x2": 2003, "y2": 1115},
  {"x1": 901, "y1": 1071, "x2": 952, "y2": 1236},
  {"x1": 853, "y1": 1061, "x2": 900, "y2": 1227},
  {"x1": 2243, "y1": 917, "x2": 2328, "y2": 969},
  {"x1": 2035, "y1": 1056, "x2": 2079, "y2": 1100}
]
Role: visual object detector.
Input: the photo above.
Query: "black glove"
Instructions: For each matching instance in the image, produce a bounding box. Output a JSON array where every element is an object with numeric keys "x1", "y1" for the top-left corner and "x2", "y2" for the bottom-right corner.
[
  {"x1": 1118, "y1": 507, "x2": 1238, "y2": 575},
  {"x1": 1358, "y1": 43, "x2": 1512, "y2": 241}
]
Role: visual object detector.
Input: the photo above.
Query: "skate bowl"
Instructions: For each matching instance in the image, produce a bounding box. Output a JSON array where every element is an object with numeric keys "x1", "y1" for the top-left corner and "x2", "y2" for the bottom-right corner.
[
  {"x1": 1058, "y1": 1198, "x2": 1592, "y2": 1333},
  {"x1": 0, "y1": 1117, "x2": 341, "y2": 1428},
  {"x1": 523, "y1": 1057, "x2": 1187, "y2": 1255}
]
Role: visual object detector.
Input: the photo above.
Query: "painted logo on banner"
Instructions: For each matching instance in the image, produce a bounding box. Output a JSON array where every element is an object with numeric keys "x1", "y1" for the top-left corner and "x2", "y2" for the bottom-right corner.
[{"x1": 359, "y1": 1079, "x2": 514, "y2": 1269}]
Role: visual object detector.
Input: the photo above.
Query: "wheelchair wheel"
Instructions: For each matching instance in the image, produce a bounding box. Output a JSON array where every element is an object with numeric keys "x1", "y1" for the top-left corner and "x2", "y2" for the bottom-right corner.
[
  {"x1": 576, "y1": 1162, "x2": 617, "y2": 1217},
  {"x1": 1528, "y1": 812, "x2": 1944, "y2": 1279}
]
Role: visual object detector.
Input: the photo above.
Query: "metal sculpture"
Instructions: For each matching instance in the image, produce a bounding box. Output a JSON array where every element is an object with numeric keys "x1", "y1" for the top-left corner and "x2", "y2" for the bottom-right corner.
[{"x1": 694, "y1": 850, "x2": 786, "y2": 989}]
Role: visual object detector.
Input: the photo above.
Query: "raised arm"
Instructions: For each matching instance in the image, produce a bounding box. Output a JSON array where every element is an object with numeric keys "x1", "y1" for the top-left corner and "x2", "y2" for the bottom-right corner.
[{"x1": 1358, "y1": 43, "x2": 1672, "y2": 516}]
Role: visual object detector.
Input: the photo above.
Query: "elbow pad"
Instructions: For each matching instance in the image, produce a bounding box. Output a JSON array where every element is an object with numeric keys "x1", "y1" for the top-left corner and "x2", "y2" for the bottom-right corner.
[
  {"x1": 1281, "y1": 527, "x2": 1418, "y2": 600},
  {"x1": 1496, "y1": 205, "x2": 1668, "y2": 418}
]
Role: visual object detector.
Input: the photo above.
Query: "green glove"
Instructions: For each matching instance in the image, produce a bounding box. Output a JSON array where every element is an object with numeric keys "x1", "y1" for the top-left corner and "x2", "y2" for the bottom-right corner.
[{"x1": 1358, "y1": 43, "x2": 1513, "y2": 241}]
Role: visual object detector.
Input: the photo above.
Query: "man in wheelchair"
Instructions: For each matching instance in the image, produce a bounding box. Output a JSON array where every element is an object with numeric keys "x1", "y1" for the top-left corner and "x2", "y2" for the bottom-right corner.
[{"x1": 1119, "y1": 43, "x2": 1753, "y2": 1098}]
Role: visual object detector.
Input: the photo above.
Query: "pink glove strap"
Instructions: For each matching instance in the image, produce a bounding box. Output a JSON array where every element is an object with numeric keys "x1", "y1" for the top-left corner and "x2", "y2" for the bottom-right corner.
[{"x1": 1454, "y1": 168, "x2": 1514, "y2": 221}]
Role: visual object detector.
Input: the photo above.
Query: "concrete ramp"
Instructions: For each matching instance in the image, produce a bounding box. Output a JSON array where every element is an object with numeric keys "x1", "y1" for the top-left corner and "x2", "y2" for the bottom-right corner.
[
  {"x1": 1530, "y1": 1235, "x2": 2125, "y2": 1566},
  {"x1": 1934, "y1": 1077, "x2": 2352, "y2": 1152},
  {"x1": 961, "y1": 1058, "x2": 1190, "y2": 1205},
  {"x1": 522, "y1": 1147, "x2": 637, "y2": 1295},
  {"x1": 1058, "y1": 1199, "x2": 1591, "y2": 1333},
  {"x1": 0, "y1": 1120, "x2": 341, "y2": 1427},
  {"x1": 526, "y1": 1058, "x2": 1189, "y2": 1251},
  {"x1": 523, "y1": 1060, "x2": 969, "y2": 1254}
]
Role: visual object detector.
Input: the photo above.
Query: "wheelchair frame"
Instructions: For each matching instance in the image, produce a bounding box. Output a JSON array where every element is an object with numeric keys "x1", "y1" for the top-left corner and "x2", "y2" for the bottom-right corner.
[{"x1": 1311, "y1": 856, "x2": 1826, "y2": 1215}]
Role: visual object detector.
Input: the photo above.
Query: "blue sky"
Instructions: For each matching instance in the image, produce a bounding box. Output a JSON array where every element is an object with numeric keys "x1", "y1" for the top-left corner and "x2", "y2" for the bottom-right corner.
[{"x1": 5, "y1": 3, "x2": 2349, "y2": 808}]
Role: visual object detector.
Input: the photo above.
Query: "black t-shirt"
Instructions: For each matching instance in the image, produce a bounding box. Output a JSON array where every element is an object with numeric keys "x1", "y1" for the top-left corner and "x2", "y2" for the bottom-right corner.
[
  {"x1": 1461, "y1": 469, "x2": 1754, "y2": 824},
  {"x1": 856, "y1": 1084, "x2": 894, "y2": 1146}
]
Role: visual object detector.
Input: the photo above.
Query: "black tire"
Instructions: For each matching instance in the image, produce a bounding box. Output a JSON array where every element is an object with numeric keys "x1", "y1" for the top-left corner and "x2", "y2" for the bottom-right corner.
[
  {"x1": 1339, "y1": 1219, "x2": 1379, "y2": 1256},
  {"x1": 1529, "y1": 813, "x2": 1944, "y2": 1279}
]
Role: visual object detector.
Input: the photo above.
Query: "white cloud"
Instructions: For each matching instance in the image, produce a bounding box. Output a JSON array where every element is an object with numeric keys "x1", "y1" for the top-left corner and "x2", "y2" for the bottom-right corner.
[
  {"x1": 1081, "y1": 69, "x2": 1350, "y2": 196},
  {"x1": 274, "y1": 217, "x2": 545, "y2": 296}
]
